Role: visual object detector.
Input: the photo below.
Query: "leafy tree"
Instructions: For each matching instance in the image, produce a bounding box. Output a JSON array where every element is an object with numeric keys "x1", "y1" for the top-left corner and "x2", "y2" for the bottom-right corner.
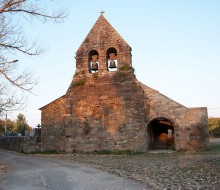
[
  {"x1": 0, "y1": 0, "x2": 67, "y2": 113},
  {"x1": 0, "y1": 118, "x2": 15, "y2": 134},
  {"x1": 15, "y1": 113, "x2": 30, "y2": 135},
  {"x1": 209, "y1": 118, "x2": 220, "y2": 137}
]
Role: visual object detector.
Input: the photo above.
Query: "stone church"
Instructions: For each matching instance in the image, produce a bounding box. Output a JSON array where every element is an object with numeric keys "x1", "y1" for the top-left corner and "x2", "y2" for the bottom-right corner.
[{"x1": 40, "y1": 14, "x2": 209, "y2": 152}]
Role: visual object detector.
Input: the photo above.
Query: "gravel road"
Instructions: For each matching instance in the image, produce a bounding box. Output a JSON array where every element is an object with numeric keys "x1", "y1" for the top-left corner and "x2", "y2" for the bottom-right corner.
[
  {"x1": 2, "y1": 150, "x2": 219, "y2": 190},
  {"x1": 1, "y1": 140, "x2": 220, "y2": 190},
  {"x1": 35, "y1": 149, "x2": 220, "y2": 190},
  {"x1": 0, "y1": 149, "x2": 148, "y2": 190}
]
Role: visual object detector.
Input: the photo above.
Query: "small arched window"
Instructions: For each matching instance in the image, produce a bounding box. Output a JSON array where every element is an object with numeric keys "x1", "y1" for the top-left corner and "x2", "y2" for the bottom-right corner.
[
  {"x1": 88, "y1": 50, "x2": 99, "y2": 73},
  {"x1": 106, "y1": 47, "x2": 117, "y2": 71}
]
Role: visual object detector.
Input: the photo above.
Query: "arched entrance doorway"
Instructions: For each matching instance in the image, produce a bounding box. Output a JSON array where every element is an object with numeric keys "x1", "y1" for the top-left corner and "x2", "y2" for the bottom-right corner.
[{"x1": 148, "y1": 118, "x2": 175, "y2": 150}]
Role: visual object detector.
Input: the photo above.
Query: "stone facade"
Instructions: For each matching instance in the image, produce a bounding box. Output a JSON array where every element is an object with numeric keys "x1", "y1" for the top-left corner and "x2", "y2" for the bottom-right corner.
[{"x1": 39, "y1": 14, "x2": 209, "y2": 152}]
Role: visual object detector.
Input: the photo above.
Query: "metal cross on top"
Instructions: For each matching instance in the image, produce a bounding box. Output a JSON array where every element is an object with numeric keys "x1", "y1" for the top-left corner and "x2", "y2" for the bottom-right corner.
[{"x1": 100, "y1": 10, "x2": 105, "y2": 15}]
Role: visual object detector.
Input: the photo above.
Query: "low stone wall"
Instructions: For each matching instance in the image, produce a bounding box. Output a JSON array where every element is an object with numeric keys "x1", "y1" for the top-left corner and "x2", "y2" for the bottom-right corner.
[{"x1": 0, "y1": 136, "x2": 42, "y2": 153}]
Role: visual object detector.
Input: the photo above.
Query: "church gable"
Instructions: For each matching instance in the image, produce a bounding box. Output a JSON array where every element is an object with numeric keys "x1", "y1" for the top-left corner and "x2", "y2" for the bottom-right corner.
[
  {"x1": 76, "y1": 14, "x2": 130, "y2": 57},
  {"x1": 74, "y1": 14, "x2": 132, "y2": 75}
]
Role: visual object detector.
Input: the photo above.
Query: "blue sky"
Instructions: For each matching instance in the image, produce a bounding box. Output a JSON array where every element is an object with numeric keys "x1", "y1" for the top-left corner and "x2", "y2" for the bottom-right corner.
[{"x1": 7, "y1": 0, "x2": 220, "y2": 127}]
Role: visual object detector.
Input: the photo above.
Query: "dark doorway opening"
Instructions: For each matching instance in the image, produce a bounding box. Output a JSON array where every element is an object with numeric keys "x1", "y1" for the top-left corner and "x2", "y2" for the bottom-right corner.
[{"x1": 148, "y1": 118, "x2": 175, "y2": 150}]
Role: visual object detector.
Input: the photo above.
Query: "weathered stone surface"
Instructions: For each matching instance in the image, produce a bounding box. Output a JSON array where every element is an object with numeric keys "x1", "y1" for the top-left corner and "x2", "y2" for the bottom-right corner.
[
  {"x1": 141, "y1": 83, "x2": 209, "y2": 151},
  {"x1": 0, "y1": 137, "x2": 41, "y2": 153},
  {"x1": 40, "y1": 95, "x2": 66, "y2": 152},
  {"x1": 39, "y1": 14, "x2": 209, "y2": 153}
]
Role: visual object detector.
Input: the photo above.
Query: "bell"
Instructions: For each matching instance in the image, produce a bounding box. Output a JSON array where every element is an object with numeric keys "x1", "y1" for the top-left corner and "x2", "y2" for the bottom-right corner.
[
  {"x1": 109, "y1": 60, "x2": 116, "y2": 68},
  {"x1": 91, "y1": 62, "x2": 98, "y2": 71}
]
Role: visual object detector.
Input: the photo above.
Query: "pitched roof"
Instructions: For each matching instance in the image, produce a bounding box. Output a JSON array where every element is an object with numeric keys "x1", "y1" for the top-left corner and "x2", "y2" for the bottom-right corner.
[
  {"x1": 39, "y1": 95, "x2": 65, "y2": 110},
  {"x1": 76, "y1": 14, "x2": 130, "y2": 56}
]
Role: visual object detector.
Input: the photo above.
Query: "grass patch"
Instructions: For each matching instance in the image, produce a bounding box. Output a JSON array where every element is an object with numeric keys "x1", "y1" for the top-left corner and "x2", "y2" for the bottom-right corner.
[
  {"x1": 27, "y1": 150, "x2": 58, "y2": 155},
  {"x1": 195, "y1": 144, "x2": 220, "y2": 154},
  {"x1": 83, "y1": 149, "x2": 144, "y2": 155},
  {"x1": 210, "y1": 144, "x2": 220, "y2": 152}
]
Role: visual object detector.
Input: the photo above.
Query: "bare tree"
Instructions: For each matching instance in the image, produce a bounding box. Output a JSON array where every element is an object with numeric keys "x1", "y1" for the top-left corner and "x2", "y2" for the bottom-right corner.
[{"x1": 0, "y1": 0, "x2": 67, "y2": 113}]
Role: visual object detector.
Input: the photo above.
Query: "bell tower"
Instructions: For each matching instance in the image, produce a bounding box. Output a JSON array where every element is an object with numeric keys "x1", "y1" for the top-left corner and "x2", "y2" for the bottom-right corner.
[
  {"x1": 73, "y1": 13, "x2": 132, "y2": 79},
  {"x1": 64, "y1": 13, "x2": 146, "y2": 152}
]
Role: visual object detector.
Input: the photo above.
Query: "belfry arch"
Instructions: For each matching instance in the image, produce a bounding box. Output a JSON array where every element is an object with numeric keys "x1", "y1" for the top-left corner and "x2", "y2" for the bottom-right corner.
[
  {"x1": 106, "y1": 47, "x2": 118, "y2": 71},
  {"x1": 88, "y1": 49, "x2": 99, "y2": 73},
  {"x1": 148, "y1": 118, "x2": 175, "y2": 150}
]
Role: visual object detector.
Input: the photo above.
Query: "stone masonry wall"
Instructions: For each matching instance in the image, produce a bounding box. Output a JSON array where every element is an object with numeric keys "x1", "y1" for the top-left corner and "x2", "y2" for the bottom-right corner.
[
  {"x1": 40, "y1": 96, "x2": 66, "y2": 152},
  {"x1": 40, "y1": 76, "x2": 209, "y2": 153},
  {"x1": 65, "y1": 70, "x2": 147, "y2": 152},
  {"x1": 181, "y1": 108, "x2": 209, "y2": 151},
  {"x1": 141, "y1": 83, "x2": 209, "y2": 151},
  {"x1": 0, "y1": 137, "x2": 41, "y2": 153}
]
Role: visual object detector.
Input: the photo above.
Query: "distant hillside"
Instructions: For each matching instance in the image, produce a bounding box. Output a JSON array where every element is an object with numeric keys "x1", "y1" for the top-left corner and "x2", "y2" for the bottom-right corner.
[{"x1": 209, "y1": 118, "x2": 220, "y2": 137}]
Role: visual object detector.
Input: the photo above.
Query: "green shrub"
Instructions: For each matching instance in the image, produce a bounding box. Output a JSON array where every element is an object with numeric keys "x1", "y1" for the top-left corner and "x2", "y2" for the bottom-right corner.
[
  {"x1": 116, "y1": 72, "x2": 127, "y2": 79},
  {"x1": 92, "y1": 73, "x2": 98, "y2": 79},
  {"x1": 209, "y1": 118, "x2": 220, "y2": 137},
  {"x1": 118, "y1": 64, "x2": 135, "y2": 72},
  {"x1": 73, "y1": 78, "x2": 86, "y2": 87}
]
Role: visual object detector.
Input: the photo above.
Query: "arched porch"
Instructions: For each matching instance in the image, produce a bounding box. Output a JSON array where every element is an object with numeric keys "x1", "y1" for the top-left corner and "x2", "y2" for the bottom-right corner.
[{"x1": 148, "y1": 118, "x2": 175, "y2": 150}]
